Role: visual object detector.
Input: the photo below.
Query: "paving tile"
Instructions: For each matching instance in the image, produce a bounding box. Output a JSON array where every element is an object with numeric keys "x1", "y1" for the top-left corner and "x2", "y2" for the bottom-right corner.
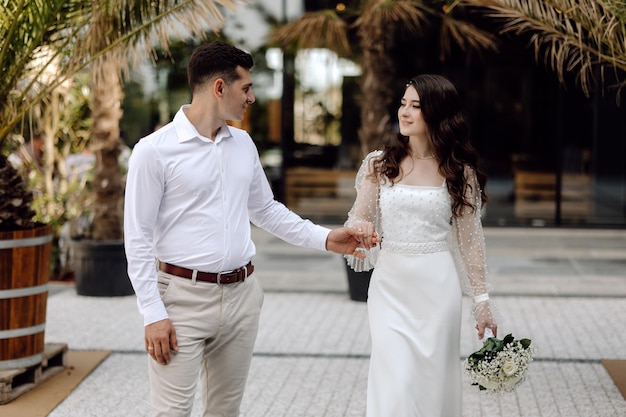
[{"x1": 44, "y1": 226, "x2": 626, "y2": 416}]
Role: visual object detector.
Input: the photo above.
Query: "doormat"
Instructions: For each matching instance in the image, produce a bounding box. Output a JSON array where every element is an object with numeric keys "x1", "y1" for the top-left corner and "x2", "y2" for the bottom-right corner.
[
  {"x1": 0, "y1": 350, "x2": 111, "y2": 417},
  {"x1": 601, "y1": 359, "x2": 626, "y2": 399}
]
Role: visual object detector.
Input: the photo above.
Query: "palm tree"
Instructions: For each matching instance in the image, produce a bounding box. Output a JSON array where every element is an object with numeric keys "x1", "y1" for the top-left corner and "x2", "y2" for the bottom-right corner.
[
  {"x1": 0, "y1": 0, "x2": 238, "y2": 234},
  {"x1": 463, "y1": 0, "x2": 626, "y2": 96},
  {"x1": 272, "y1": 0, "x2": 496, "y2": 156}
]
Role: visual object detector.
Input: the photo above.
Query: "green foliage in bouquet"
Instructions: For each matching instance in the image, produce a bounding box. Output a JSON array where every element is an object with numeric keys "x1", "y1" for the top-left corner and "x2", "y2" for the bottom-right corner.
[
  {"x1": 468, "y1": 333, "x2": 532, "y2": 363},
  {"x1": 465, "y1": 333, "x2": 536, "y2": 394}
]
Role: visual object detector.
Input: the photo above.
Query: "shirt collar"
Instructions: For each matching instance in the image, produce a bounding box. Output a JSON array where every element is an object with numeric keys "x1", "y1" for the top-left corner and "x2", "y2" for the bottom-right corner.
[{"x1": 173, "y1": 105, "x2": 233, "y2": 143}]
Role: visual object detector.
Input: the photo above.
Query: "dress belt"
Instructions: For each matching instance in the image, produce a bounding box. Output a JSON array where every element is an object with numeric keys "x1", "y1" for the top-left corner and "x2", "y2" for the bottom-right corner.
[
  {"x1": 382, "y1": 240, "x2": 449, "y2": 254},
  {"x1": 158, "y1": 261, "x2": 253, "y2": 284}
]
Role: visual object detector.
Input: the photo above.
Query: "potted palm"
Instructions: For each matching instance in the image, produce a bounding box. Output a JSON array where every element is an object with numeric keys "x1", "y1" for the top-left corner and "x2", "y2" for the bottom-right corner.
[
  {"x1": 0, "y1": 155, "x2": 52, "y2": 369},
  {"x1": 0, "y1": 0, "x2": 240, "y2": 297},
  {"x1": 0, "y1": 0, "x2": 71, "y2": 370},
  {"x1": 66, "y1": 1, "x2": 241, "y2": 296},
  {"x1": 0, "y1": 0, "x2": 241, "y2": 366},
  {"x1": 271, "y1": 0, "x2": 495, "y2": 301}
]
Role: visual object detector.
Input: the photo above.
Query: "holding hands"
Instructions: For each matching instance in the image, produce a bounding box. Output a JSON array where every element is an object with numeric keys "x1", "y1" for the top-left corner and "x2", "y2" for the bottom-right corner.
[
  {"x1": 351, "y1": 221, "x2": 377, "y2": 250},
  {"x1": 327, "y1": 224, "x2": 379, "y2": 259}
]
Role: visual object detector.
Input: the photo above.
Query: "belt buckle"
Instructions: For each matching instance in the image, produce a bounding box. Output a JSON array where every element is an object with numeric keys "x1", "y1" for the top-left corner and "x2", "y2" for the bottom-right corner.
[{"x1": 217, "y1": 269, "x2": 235, "y2": 285}]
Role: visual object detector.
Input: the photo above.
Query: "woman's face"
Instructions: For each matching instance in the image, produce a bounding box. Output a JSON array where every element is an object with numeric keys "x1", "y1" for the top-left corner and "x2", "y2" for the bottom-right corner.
[{"x1": 398, "y1": 85, "x2": 428, "y2": 138}]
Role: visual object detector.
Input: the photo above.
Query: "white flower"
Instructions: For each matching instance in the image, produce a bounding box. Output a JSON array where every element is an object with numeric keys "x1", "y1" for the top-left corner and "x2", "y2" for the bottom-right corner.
[
  {"x1": 501, "y1": 359, "x2": 518, "y2": 377},
  {"x1": 477, "y1": 376, "x2": 501, "y2": 390},
  {"x1": 464, "y1": 333, "x2": 536, "y2": 394}
]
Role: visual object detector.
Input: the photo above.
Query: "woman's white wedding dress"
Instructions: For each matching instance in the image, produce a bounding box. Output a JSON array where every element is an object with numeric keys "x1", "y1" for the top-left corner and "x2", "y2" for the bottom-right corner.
[
  {"x1": 345, "y1": 151, "x2": 494, "y2": 417},
  {"x1": 366, "y1": 182, "x2": 461, "y2": 417}
]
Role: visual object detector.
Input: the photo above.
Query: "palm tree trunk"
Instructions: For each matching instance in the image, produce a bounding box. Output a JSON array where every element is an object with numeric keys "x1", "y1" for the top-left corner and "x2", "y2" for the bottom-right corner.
[
  {"x1": 90, "y1": 56, "x2": 124, "y2": 240},
  {"x1": 42, "y1": 93, "x2": 59, "y2": 219},
  {"x1": 357, "y1": 17, "x2": 396, "y2": 155}
]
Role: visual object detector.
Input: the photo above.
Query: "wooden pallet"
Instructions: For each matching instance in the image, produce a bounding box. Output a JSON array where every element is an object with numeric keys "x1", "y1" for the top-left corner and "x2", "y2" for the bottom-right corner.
[{"x1": 0, "y1": 343, "x2": 68, "y2": 404}]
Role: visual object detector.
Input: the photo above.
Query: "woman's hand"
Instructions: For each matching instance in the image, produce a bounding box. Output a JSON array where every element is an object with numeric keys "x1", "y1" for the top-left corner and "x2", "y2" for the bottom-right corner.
[
  {"x1": 474, "y1": 301, "x2": 498, "y2": 340},
  {"x1": 476, "y1": 321, "x2": 498, "y2": 340},
  {"x1": 352, "y1": 221, "x2": 377, "y2": 250},
  {"x1": 326, "y1": 226, "x2": 379, "y2": 258}
]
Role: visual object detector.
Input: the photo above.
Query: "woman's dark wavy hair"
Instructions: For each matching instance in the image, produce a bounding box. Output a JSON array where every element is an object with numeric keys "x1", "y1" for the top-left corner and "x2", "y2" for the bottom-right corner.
[{"x1": 372, "y1": 74, "x2": 488, "y2": 217}]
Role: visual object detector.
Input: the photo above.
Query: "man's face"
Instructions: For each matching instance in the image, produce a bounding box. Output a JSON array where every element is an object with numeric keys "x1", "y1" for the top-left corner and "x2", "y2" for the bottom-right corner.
[{"x1": 221, "y1": 66, "x2": 255, "y2": 122}]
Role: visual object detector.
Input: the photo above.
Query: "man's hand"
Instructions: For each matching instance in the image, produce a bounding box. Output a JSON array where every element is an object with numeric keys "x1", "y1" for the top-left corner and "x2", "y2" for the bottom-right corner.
[
  {"x1": 145, "y1": 318, "x2": 178, "y2": 365},
  {"x1": 326, "y1": 226, "x2": 379, "y2": 258}
]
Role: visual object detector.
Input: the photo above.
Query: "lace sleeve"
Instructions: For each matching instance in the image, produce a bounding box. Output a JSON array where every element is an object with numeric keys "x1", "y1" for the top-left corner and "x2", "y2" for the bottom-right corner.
[
  {"x1": 449, "y1": 166, "x2": 499, "y2": 329},
  {"x1": 344, "y1": 151, "x2": 382, "y2": 272}
]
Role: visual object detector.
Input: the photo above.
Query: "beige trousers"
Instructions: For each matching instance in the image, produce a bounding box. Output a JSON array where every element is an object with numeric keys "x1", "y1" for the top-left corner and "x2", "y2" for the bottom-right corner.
[{"x1": 150, "y1": 270, "x2": 264, "y2": 417}]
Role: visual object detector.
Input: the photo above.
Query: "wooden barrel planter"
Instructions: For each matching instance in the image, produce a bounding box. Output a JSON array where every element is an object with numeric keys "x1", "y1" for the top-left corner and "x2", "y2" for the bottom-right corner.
[{"x1": 0, "y1": 224, "x2": 52, "y2": 370}]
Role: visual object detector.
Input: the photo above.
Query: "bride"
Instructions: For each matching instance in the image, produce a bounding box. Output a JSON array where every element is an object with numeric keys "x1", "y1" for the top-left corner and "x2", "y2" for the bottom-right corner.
[{"x1": 345, "y1": 74, "x2": 499, "y2": 417}]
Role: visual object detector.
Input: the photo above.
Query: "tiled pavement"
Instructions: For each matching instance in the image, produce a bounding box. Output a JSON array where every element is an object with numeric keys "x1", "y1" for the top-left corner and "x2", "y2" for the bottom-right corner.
[{"x1": 43, "y1": 226, "x2": 626, "y2": 416}]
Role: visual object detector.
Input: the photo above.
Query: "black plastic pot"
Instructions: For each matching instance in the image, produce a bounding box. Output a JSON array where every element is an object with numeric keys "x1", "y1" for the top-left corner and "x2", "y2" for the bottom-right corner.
[
  {"x1": 345, "y1": 264, "x2": 372, "y2": 302},
  {"x1": 69, "y1": 239, "x2": 134, "y2": 297}
]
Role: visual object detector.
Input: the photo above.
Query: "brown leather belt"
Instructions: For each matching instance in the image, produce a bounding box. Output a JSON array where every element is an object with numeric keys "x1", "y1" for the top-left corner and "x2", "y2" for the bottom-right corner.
[{"x1": 158, "y1": 261, "x2": 253, "y2": 284}]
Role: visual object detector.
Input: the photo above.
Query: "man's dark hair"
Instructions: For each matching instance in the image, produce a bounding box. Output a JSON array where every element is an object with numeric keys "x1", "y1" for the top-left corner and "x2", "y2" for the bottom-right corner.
[{"x1": 187, "y1": 41, "x2": 253, "y2": 94}]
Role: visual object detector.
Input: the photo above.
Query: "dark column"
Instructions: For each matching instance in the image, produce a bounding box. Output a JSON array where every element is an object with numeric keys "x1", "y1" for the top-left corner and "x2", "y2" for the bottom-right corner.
[{"x1": 277, "y1": 0, "x2": 296, "y2": 203}]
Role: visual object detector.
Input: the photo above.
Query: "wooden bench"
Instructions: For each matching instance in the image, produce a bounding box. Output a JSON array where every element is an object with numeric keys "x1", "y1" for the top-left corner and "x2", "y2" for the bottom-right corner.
[
  {"x1": 285, "y1": 168, "x2": 357, "y2": 222},
  {"x1": 514, "y1": 171, "x2": 592, "y2": 220}
]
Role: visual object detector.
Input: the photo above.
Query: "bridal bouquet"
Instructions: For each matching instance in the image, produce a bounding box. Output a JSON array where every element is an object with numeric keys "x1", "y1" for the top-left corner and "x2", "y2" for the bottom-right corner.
[{"x1": 464, "y1": 330, "x2": 536, "y2": 393}]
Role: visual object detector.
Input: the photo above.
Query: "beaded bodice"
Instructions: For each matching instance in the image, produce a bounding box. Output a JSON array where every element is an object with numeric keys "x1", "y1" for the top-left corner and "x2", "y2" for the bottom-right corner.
[
  {"x1": 344, "y1": 150, "x2": 497, "y2": 331},
  {"x1": 379, "y1": 183, "x2": 451, "y2": 253},
  {"x1": 344, "y1": 150, "x2": 491, "y2": 297}
]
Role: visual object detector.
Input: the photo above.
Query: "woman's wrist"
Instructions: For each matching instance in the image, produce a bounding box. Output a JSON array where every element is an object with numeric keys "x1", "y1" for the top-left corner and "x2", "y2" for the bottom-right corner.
[{"x1": 473, "y1": 293, "x2": 490, "y2": 303}]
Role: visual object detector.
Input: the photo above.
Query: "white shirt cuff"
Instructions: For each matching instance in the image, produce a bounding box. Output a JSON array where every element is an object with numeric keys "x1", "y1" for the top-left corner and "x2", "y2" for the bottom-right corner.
[{"x1": 142, "y1": 301, "x2": 169, "y2": 326}]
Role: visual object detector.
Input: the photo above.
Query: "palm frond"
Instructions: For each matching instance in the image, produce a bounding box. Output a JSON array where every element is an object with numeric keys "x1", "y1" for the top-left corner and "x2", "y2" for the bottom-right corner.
[
  {"x1": 76, "y1": 0, "x2": 237, "y2": 81},
  {"x1": 0, "y1": 1, "x2": 83, "y2": 106},
  {"x1": 0, "y1": 0, "x2": 240, "y2": 142},
  {"x1": 0, "y1": 0, "x2": 88, "y2": 142},
  {"x1": 270, "y1": 11, "x2": 352, "y2": 57},
  {"x1": 439, "y1": 16, "x2": 498, "y2": 60},
  {"x1": 463, "y1": 0, "x2": 626, "y2": 94},
  {"x1": 356, "y1": 0, "x2": 428, "y2": 48},
  {"x1": 409, "y1": 0, "x2": 498, "y2": 59}
]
